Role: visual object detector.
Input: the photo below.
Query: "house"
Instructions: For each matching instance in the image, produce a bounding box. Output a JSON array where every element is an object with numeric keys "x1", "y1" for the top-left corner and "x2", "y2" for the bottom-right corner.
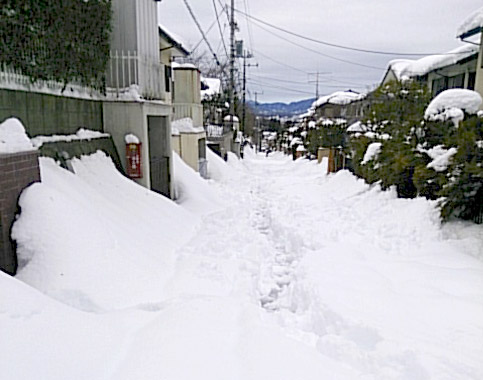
[
  {"x1": 381, "y1": 7, "x2": 483, "y2": 103},
  {"x1": 171, "y1": 63, "x2": 208, "y2": 177},
  {"x1": 103, "y1": 0, "x2": 174, "y2": 198},
  {"x1": 312, "y1": 90, "x2": 367, "y2": 124},
  {"x1": 381, "y1": 44, "x2": 479, "y2": 97}
]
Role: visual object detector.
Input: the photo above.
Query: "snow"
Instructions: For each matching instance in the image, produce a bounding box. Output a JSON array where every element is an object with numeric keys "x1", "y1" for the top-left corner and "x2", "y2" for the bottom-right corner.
[
  {"x1": 171, "y1": 118, "x2": 205, "y2": 135},
  {"x1": 3, "y1": 147, "x2": 483, "y2": 380},
  {"x1": 424, "y1": 89, "x2": 482, "y2": 126},
  {"x1": 457, "y1": 6, "x2": 483, "y2": 37},
  {"x1": 388, "y1": 44, "x2": 479, "y2": 80},
  {"x1": 201, "y1": 77, "x2": 221, "y2": 99},
  {"x1": 312, "y1": 90, "x2": 366, "y2": 108},
  {"x1": 0, "y1": 117, "x2": 35, "y2": 153},
  {"x1": 124, "y1": 133, "x2": 140, "y2": 144},
  {"x1": 296, "y1": 145, "x2": 306, "y2": 152},
  {"x1": 425, "y1": 145, "x2": 458, "y2": 172},
  {"x1": 347, "y1": 121, "x2": 366, "y2": 133},
  {"x1": 224, "y1": 115, "x2": 240, "y2": 122},
  {"x1": 362, "y1": 142, "x2": 382, "y2": 164},
  {"x1": 31, "y1": 128, "x2": 110, "y2": 148},
  {"x1": 172, "y1": 62, "x2": 197, "y2": 70},
  {"x1": 12, "y1": 152, "x2": 196, "y2": 311}
]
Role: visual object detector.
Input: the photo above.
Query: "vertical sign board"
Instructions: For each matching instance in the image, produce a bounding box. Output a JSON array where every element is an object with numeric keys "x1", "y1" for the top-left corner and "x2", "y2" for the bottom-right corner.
[{"x1": 126, "y1": 143, "x2": 142, "y2": 178}]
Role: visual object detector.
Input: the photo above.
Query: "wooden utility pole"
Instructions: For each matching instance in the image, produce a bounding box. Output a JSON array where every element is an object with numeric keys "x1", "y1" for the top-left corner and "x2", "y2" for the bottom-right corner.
[
  {"x1": 242, "y1": 50, "x2": 257, "y2": 133},
  {"x1": 229, "y1": 0, "x2": 235, "y2": 130}
]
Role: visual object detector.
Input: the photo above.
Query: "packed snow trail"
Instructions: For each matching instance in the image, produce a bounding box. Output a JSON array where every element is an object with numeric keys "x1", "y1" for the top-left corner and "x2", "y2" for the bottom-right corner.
[
  {"x1": 3, "y1": 149, "x2": 483, "y2": 380},
  {"x1": 170, "y1": 148, "x2": 483, "y2": 380}
]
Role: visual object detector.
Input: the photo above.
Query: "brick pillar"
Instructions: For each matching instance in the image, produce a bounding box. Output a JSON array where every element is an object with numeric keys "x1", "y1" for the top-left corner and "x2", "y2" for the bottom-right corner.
[{"x1": 0, "y1": 150, "x2": 40, "y2": 275}]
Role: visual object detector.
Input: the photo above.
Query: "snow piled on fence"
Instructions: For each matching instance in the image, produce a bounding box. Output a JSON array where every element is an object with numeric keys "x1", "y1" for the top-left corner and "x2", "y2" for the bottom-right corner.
[{"x1": 2, "y1": 147, "x2": 483, "y2": 380}]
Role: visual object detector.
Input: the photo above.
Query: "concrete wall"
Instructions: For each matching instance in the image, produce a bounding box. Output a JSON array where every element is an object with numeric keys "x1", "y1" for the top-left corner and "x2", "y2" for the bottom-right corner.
[
  {"x1": 0, "y1": 89, "x2": 103, "y2": 137},
  {"x1": 103, "y1": 100, "x2": 174, "y2": 197},
  {"x1": 173, "y1": 67, "x2": 203, "y2": 126},
  {"x1": 0, "y1": 150, "x2": 40, "y2": 275},
  {"x1": 475, "y1": 33, "x2": 483, "y2": 109}
]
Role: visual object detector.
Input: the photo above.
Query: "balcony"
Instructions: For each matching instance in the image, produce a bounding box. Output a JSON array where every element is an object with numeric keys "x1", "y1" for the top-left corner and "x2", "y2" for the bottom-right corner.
[{"x1": 106, "y1": 50, "x2": 168, "y2": 102}]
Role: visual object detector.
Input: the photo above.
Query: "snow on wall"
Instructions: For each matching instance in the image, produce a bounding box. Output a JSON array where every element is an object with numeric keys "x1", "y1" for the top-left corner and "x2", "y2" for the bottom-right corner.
[
  {"x1": 31, "y1": 129, "x2": 110, "y2": 149},
  {"x1": 457, "y1": 6, "x2": 483, "y2": 37},
  {"x1": 171, "y1": 118, "x2": 205, "y2": 135},
  {"x1": 0, "y1": 118, "x2": 35, "y2": 153}
]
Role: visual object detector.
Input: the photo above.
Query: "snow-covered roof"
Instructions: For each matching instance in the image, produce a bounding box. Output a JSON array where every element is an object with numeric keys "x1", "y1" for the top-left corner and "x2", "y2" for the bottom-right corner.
[
  {"x1": 201, "y1": 77, "x2": 221, "y2": 99},
  {"x1": 312, "y1": 90, "x2": 366, "y2": 109},
  {"x1": 172, "y1": 62, "x2": 198, "y2": 70},
  {"x1": 158, "y1": 24, "x2": 190, "y2": 57},
  {"x1": 386, "y1": 44, "x2": 479, "y2": 80},
  {"x1": 171, "y1": 118, "x2": 205, "y2": 135},
  {"x1": 0, "y1": 118, "x2": 35, "y2": 153},
  {"x1": 457, "y1": 6, "x2": 483, "y2": 38}
]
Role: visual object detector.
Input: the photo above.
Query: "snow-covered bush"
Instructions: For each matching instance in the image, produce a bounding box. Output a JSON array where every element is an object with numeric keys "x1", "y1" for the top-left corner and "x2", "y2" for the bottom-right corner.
[{"x1": 350, "y1": 80, "x2": 431, "y2": 197}]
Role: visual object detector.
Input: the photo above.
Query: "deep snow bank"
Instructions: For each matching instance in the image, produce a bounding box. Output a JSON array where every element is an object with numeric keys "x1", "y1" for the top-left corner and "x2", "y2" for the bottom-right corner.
[{"x1": 12, "y1": 152, "x2": 198, "y2": 311}]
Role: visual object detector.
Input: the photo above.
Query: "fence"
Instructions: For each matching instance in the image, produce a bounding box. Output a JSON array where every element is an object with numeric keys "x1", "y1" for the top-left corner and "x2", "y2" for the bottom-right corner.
[
  {"x1": 0, "y1": 62, "x2": 93, "y2": 95},
  {"x1": 107, "y1": 51, "x2": 166, "y2": 101}
]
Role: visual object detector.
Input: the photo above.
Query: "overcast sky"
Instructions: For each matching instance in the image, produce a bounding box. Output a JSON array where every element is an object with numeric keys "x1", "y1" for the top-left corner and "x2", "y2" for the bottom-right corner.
[{"x1": 158, "y1": 0, "x2": 482, "y2": 104}]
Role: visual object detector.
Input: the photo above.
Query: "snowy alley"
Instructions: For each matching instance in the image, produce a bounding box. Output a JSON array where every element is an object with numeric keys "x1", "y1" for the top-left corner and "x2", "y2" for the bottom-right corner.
[{"x1": 2, "y1": 148, "x2": 483, "y2": 380}]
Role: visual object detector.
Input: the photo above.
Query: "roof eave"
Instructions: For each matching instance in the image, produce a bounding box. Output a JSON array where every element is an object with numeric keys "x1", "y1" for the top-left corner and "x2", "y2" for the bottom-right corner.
[{"x1": 458, "y1": 26, "x2": 483, "y2": 40}]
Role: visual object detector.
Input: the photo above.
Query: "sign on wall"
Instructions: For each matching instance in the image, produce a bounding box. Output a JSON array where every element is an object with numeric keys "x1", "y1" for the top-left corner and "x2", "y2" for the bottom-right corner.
[{"x1": 126, "y1": 143, "x2": 143, "y2": 178}]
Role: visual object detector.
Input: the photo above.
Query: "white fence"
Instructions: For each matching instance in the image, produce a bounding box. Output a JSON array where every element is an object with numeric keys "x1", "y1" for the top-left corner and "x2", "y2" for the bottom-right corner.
[
  {"x1": 0, "y1": 63, "x2": 97, "y2": 96},
  {"x1": 107, "y1": 50, "x2": 166, "y2": 101}
]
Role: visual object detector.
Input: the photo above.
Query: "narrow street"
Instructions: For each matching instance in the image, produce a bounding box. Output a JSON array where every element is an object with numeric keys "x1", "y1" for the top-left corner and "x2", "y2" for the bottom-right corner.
[{"x1": 158, "y1": 149, "x2": 483, "y2": 380}]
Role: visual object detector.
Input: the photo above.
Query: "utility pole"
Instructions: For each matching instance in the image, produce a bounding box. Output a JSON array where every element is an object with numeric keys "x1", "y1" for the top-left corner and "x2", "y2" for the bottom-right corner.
[
  {"x1": 254, "y1": 91, "x2": 263, "y2": 152},
  {"x1": 308, "y1": 71, "x2": 330, "y2": 101},
  {"x1": 229, "y1": 0, "x2": 236, "y2": 131},
  {"x1": 242, "y1": 50, "x2": 257, "y2": 134}
]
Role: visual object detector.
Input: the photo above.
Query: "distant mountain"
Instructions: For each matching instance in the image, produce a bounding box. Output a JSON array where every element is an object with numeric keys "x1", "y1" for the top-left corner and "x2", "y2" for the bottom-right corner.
[{"x1": 247, "y1": 98, "x2": 315, "y2": 118}]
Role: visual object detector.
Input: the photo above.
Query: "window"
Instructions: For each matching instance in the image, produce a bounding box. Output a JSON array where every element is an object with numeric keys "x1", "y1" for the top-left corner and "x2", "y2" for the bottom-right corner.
[
  {"x1": 448, "y1": 73, "x2": 465, "y2": 89},
  {"x1": 467, "y1": 72, "x2": 476, "y2": 90},
  {"x1": 432, "y1": 77, "x2": 447, "y2": 96},
  {"x1": 164, "y1": 65, "x2": 172, "y2": 93}
]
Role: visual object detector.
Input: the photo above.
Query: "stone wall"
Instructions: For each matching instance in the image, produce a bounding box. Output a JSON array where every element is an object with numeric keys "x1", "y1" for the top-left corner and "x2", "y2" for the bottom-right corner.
[{"x1": 0, "y1": 150, "x2": 40, "y2": 275}]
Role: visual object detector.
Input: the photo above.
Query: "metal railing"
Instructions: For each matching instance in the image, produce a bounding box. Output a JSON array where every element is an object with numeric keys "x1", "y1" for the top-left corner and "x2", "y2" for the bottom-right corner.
[{"x1": 107, "y1": 50, "x2": 166, "y2": 101}]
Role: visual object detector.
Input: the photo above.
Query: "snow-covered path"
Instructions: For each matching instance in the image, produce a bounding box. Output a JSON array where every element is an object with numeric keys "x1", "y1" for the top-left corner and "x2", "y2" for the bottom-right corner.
[{"x1": 3, "y1": 149, "x2": 483, "y2": 380}]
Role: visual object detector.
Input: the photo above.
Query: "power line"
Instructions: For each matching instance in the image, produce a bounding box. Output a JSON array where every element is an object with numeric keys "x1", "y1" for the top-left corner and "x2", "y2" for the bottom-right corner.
[
  {"x1": 250, "y1": 20, "x2": 386, "y2": 71},
  {"x1": 251, "y1": 48, "x2": 310, "y2": 74},
  {"x1": 235, "y1": 8, "x2": 465, "y2": 57},
  {"x1": 247, "y1": 79, "x2": 315, "y2": 96},
  {"x1": 212, "y1": 0, "x2": 229, "y2": 58},
  {"x1": 182, "y1": 0, "x2": 220, "y2": 65}
]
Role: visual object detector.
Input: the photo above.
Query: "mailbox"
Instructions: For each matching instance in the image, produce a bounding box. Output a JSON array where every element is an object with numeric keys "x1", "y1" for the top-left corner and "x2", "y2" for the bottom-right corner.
[{"x1": 126, "y1": 143, "x2": 142, "y2": 178}]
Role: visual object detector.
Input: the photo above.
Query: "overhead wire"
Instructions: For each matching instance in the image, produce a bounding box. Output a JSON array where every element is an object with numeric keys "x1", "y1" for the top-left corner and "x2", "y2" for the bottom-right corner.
[
  {"x1": 212, "y1": 0, "x2": 229, "y2": 58},
  {"x1": 250, "y1": 20, "x2": 386, "y2": 71},
  {"x1": 182, "y1": 0, "x2": 220, "y2": 65},
  {"x1": 235, "y1": 8, "x2": 465, "y2": 57}
]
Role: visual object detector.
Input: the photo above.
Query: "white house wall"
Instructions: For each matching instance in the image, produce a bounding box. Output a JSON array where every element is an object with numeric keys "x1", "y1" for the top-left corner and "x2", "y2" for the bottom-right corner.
[
  {"x1": 103, "y1": 101, "x2": 173, "y2": 194},
  {"x1": 475, "y1": 33, "x2": 483, "y2": 108}
]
